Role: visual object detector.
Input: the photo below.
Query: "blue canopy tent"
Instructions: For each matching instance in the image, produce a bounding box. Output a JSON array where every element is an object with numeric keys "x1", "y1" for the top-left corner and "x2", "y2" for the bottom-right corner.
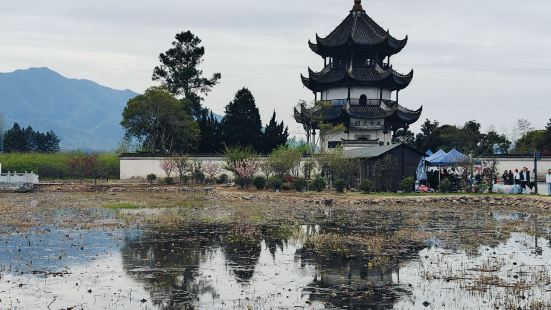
[
  {"x1": 416, "y1": 149, "x2": 442, "y2": 182},
  {"x1": 416, "y1": 158, "x2": 427, "y2": 181},
  {"x1": 417, "y1": 149, "x2": 470, "y2": 187},
  {"x1": 425, "y1": 149, "x2": 447, "y2": 163},
  {"x1": 429, "y1": 149, "x2": 470, "y2": 166},
  {"x1": 426, "y1": 148, "x2": 470, "y2": 186}
]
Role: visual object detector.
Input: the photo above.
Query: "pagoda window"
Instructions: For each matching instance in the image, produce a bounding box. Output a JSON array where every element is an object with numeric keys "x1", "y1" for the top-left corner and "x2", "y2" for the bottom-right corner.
[{"x1": 359, "y1": 94, "x2": 367, "y2": 106}]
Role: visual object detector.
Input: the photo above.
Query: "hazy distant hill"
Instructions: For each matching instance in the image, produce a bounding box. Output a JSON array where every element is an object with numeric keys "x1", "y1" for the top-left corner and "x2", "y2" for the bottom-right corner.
[{"x1": 0, "y1": 67, "x2": 138, "y2": 151}]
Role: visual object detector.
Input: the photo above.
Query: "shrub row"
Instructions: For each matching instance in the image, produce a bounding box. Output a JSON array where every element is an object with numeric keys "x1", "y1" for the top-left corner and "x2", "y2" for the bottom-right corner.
[{"x1": 0, "y1": 152, "x2": 119, "y2": 180}]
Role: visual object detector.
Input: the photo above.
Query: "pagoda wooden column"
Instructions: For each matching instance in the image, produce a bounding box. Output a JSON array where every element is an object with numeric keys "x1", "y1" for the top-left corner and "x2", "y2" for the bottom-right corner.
[{"x1": 311, "y1": 129, "x2": 317, "y2": 151}]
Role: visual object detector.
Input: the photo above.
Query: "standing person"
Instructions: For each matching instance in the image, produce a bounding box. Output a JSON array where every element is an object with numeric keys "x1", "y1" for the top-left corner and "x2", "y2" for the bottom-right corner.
[
  {"x1": 547, "y1": 169, "x2": 551, "y2": 196},
  {"x1": 508, "y1": 170, "x2": 514, "y2": 185},
  {"x1": 520, "y1": 167, "x2": 530, "y2": 191},
  {"x1": 514, "y1": 169, "x2": 521, "y2": 186},
  {"x1": 502, "y1": 170, "x2": 508, "y2": 184}
]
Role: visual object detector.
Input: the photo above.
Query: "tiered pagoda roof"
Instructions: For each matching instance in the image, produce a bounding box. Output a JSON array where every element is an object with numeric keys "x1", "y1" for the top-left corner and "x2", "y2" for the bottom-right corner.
[
  {"x1": 294, "y1": 100, "x2": 422, "y2": 129},
  {"x1": 308, "y1": 0, "x2": 408, "y2": 59},
  {"x1": 301, "y1": 0, "x2": 413, "y2": 93},
  {"x1": 301, "y1": 64, "x2": 413, "y2": 92},
  {"x1": 296, "y1": 0, "x2": 422, "y2": 135}
]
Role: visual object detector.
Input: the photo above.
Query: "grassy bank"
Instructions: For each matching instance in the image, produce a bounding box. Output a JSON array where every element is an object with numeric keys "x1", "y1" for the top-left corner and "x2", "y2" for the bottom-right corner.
[{"x1": 0, "y1": 152, "x2": 119, "y2": 180}]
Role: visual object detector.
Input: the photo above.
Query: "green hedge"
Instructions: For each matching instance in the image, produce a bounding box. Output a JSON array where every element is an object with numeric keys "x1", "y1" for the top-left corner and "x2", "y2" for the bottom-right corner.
[{"x1": 0, "y1": 152, "x2": 119, "y2": 180}]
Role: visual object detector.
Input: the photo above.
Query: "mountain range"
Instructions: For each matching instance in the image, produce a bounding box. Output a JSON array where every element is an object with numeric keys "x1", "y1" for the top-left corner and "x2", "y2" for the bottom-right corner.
[{"x1": 0, "y1": 67, "x2": 138, "y2": 151}]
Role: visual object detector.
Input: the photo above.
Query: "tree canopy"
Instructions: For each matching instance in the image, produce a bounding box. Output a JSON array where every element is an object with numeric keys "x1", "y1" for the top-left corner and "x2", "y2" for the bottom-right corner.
[
  {"x1": 152, "y1": 31, "x2": 221, "y2": 118},
  {"x1": 197, "y1": 110, "x2": 222, "y2": 154},
  {"x1": 262, "y1": 111, "x2": 288, "y2": 154},
  {"x1": 2, "y1": 123, "x2": 60, "y2": 153},
  {"x1": 412, "y1": 119, "x2": 511, "y2": 156},
  {"x1": 121, "y1": 87, "x2": 199, "y2": 154},
  {"x1": 221, "y1": 88, "x2": 263, "y2": 152}
]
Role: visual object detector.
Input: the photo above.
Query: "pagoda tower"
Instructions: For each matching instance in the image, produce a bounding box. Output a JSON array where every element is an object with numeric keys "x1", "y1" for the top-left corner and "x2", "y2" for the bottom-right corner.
[{"x1": 295, "y1": 0, "x2": 422, "y2": 151}]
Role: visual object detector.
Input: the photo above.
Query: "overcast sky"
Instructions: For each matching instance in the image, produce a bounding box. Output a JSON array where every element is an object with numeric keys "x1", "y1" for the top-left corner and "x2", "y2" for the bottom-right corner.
[{"x1": 1, "y1": 0, "x2": 550, "y2": 139}]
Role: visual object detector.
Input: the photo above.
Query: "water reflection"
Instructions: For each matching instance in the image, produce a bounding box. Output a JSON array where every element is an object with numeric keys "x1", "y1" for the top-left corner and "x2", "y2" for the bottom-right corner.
[
  {"x1": 1, "y1": 219, "x2": 551, "y2": 309},
  {"x1": 120, "y1": 224, "x2": 322, "y2": 308}
]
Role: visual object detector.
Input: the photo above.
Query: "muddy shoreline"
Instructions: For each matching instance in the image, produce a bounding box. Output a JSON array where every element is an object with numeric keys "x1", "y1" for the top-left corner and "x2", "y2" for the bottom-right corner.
[{"x1": 33, "y1": 182, "x2": 551, "y2": 208}]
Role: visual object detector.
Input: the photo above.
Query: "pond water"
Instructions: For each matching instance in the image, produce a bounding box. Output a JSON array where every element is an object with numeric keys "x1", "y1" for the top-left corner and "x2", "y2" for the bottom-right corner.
[{"x1": 1, "y1": 211, "x2": 551, "y2": 309}]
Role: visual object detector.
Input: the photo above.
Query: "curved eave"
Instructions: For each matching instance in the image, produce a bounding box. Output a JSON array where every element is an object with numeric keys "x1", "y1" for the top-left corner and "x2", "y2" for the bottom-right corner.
[
  {"x1": 393, "y1": 106, "x2": 423, "y2": 125},
  {"x1": 294, "y1": 107, "x2": 304, "y2": 122},
  {"x1": 301, "y1": 74, "x2": 316, "y2": 92},
  {"x1": 389, "y1": 69, "x2": 414, "y2": 91},
  {"x1": 308, "y1": 40, "x2": 320, "y2": 54},
  {"x1": 312, "y1": 37, "x2": 407, "y2": 58},
  {"x1": 305, "y1": 66, "x2": 413, "y2": 91},
  {"x1": 386, "y1": 35, "x2": 408, "y2": 55},
  {"x1": 312, "y1": 12, "x2": 409, "y2": 58}
]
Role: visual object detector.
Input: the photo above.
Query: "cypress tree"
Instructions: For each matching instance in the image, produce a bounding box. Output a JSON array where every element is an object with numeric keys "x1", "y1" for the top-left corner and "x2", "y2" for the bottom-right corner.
[
  {"x1": 198, "y1": 109, "x2": 222, "y2": 153},
  {"x1": 221, "y1": 88, "x2": 263, "y2": 152},
  {"x1": 262, "y1": 111, "x2": 289, "y2": 154}
]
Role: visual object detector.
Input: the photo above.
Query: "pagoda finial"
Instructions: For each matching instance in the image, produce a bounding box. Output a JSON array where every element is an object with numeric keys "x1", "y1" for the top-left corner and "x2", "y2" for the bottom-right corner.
[{"x1": 352, "y1": 0, "x2": 364, "y2": 12}]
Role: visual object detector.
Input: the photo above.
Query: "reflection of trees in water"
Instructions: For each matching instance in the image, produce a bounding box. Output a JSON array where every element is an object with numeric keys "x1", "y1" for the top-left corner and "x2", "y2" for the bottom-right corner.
[
  {"x1": 221, "y1": 222, "x2": 262, "y2": 282},
  {"x1": 222, "y1": 223, "x2": 296, "y2": 282},
  {"x1": 121, "y1": 225, "x2": 224, "y2": 309},
  {"x1": 118, "y1": 209, "x2": 523, "y2": 309},
  {"x1": 300, "y1": 208, "x2": 520, "y2": 309},
  {"x1": 120, "y1": 224, "x2": 294, "y2": 308},
  {"x1": 305, "y1": 255, "x2": 399, "y2": 309}
]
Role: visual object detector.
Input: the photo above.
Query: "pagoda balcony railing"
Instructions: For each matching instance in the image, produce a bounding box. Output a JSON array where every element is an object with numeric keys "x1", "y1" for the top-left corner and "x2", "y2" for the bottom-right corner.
[
  {"x1": 341, "y1": 140, "x2": 381, "y2": 145},
  {"x1": 328, "y1": 61, "x2": 391, "y2": 70},
  {"x1": 317, "y1": 98, "x2": 397, "y2": 107}
]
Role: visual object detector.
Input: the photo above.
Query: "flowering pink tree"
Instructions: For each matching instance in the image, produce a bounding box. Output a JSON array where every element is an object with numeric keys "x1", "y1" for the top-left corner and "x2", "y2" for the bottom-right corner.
[
  {"x1": 234, "y1": 159, "x2": 259, "y2": 188},
  {"x1": 204, "y1": 161, "x2": 222, "y2": 182},
  {"x1": 159, "y1": 159, "x2": 176, "y2": 178}
]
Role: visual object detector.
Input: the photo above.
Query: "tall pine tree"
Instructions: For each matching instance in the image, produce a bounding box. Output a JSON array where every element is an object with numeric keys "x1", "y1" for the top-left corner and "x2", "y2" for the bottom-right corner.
[
  {"x1": 221, "y1": 88, "x2": 263, "y2": 152},
  {"x1": 197, "y1": 109, "x2": 222, "y2": 153},
  {"x1": 153, "y1": 31, "x2": 221, "y2": 119},
  {"x1": 262, "y1": 111, "x2": 288, "y2": 154}
]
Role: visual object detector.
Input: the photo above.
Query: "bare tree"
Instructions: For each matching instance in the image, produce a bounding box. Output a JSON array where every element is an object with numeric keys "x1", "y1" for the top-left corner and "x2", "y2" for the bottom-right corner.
[
  {"x1": 511, "y1": 119, "x2": 534, "y2": 143},
  {"x1": 172, "y1": 156, "x2": 190, "y2": 184}
]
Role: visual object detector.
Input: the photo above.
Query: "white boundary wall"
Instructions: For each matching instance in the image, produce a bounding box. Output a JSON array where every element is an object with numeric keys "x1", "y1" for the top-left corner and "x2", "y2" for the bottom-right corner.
[
  {"x1": 120, "y1": 155, "x2": 551, "y2": 180},
  {"x1": 120, "y1": 156, "x2": 228, "y2": 179},
  {"x1": 478, "y1": 157, "x2": 551, "y2": 180}
]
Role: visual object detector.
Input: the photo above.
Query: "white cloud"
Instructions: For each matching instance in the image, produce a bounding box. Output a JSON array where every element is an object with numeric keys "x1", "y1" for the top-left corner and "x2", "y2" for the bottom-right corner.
[{"x1": 1, "y1": 0, "x2": 550, "y2": 137}]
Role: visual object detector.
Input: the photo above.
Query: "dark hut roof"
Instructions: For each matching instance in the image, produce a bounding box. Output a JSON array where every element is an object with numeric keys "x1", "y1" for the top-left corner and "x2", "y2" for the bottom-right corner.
[
  {"x1": 301, "y1": 64, "x2": 413, "y2": 92},
  {"x1": 309, "y1": 0, "x2": 408, "y2": 58}
]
